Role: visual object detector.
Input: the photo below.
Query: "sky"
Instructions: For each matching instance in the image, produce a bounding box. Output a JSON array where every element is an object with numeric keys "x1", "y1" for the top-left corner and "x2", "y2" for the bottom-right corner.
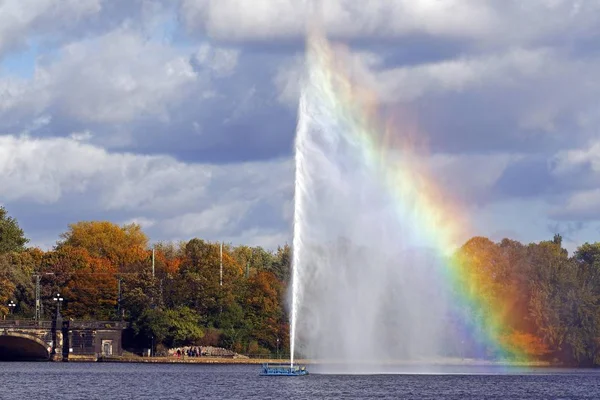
[{"x1": 0, "y1": 0, "x2": 599, "y2": 253}]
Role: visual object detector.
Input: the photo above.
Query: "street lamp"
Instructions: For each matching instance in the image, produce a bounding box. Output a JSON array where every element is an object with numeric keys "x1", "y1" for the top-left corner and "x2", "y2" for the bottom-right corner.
[
  {"x1": 276, "y1": 337, "x2": 280, "y2": 359},
  {"x1": 33, "y1": 272, "x2": 55, "y2": 320},
  {"x1": 8, "y1": 301, "x2": 16, "y2": 315},
  {"x1": 53, "y1": 293, "x2": 64, "y2": 314}
]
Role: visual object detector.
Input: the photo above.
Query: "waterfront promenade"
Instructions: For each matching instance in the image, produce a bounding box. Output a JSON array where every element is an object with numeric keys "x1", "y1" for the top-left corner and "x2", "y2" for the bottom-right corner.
[{"x1": 87, "y1": 355, "x2": 306, "y2": 364}]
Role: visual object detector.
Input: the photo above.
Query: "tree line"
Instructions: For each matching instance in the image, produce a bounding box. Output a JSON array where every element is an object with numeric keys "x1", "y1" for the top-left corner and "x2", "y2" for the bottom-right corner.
[
  {"x1": 452, "y1": 234, "x2": 600, "y2": 366},
  {"x1": 0, "y1": 208, "x2": 290, "y2": 356},
  {"x1": 0, "y1": 206, "x2": 599, "y2": 365}
]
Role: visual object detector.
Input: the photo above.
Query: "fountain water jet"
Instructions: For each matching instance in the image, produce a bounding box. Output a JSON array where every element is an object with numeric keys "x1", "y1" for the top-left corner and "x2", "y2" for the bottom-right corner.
[{"x1": 289, "y1": 31, "x2": 467, "y2": 373}]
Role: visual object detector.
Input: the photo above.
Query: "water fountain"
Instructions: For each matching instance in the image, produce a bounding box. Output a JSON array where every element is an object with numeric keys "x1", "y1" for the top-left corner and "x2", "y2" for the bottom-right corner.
[{"x1": 289, "y1": 31, "x2": 467, "y2": 374}]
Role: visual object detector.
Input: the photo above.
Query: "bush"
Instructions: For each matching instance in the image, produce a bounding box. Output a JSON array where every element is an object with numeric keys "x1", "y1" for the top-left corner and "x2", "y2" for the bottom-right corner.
[{"x1": 247, "y1": 340, "x2": 270, "y2": 357}]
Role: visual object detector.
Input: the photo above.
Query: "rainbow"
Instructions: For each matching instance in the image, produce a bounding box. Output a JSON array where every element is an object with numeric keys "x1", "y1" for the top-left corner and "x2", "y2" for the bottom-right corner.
[{"x1": 291, "y1": 29, "x2": 534, "y2": 366}]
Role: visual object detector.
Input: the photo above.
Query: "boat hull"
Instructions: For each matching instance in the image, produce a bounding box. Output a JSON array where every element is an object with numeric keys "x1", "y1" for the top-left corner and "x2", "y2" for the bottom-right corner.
[{"x1": 260, "y1": 363, "x2": 309, "y2": 376}]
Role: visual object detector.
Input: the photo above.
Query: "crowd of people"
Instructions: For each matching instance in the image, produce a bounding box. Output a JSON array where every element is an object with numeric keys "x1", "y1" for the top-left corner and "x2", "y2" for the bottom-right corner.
[{"x1": 171, "y1": 346, "x2": 205, "y2": 358}]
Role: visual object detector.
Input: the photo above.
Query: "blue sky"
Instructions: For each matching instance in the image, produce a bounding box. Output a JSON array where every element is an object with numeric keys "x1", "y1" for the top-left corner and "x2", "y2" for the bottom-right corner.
[{"x1": 0, "y1": 0, "x2": 599, "y2": 253}]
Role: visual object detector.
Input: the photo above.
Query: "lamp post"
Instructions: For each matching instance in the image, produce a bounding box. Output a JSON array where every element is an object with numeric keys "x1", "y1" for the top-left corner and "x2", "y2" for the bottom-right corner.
[
  {"x1": 33, "y1": 272, "x2": 55, "y2": 320},
  {"x1": 276, "y1": 337, "x2": 280, "y2": 359},
  {"x1": 53, "y1": 293, "x2": 64, "y2": 315},
  {"x1": 8, "y1": 300, "x2": 16, "y2": 315}
]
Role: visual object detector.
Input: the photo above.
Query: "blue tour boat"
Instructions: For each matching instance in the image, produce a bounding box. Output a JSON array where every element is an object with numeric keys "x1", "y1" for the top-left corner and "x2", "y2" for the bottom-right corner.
[{"x1": 260, "y1": 363, "x2": 309, "y2": 376}]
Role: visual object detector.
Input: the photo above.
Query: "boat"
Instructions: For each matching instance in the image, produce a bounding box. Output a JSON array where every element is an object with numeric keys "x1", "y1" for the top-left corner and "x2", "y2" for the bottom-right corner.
[{"x1": 260, "y1": 363, "x2": 309, "y2": 376}]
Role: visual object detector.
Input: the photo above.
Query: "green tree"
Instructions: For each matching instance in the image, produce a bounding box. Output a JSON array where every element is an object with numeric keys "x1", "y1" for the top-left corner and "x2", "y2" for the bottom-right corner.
[
  {"x1": 0, "y1": 207, "x2": 28, "y2": 254},
  {"x1": 1, "y1": 248, "x2": 43, "y2": 317},
  {"x1": 527, "y1": 240, "x2": 600, "y2": 365},
  {"x1": 271, "y1": 244, "x2": 291, "y2": 282},
  {"x1": 133, "y1": 306, "x2": 204, "y2": 348},
  {"x1": 575, "y1": 242, "x2": 600, "y2": 267},
  {"x1": 120, "y1": 270, "x2": 161, "y2": 321}
]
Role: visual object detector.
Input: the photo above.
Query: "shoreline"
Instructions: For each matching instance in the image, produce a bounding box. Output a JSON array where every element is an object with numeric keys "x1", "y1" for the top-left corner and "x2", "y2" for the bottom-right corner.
[
  {"x1": 94, "y1": 356, "x2": 300, "y2": 364},
  {"x1": 69, "y1": 355, "x2": 556, "y2": 368}
]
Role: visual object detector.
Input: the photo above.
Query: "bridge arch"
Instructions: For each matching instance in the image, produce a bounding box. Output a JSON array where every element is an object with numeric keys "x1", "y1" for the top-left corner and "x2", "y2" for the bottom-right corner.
[{"x1": 0, "y1": 332, "x2": 51, "y2": 361}]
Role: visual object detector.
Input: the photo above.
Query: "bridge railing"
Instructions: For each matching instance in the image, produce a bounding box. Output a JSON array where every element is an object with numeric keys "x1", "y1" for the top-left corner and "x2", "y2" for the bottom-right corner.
[
  {"x1": 0, "y1": 320, "x2": 54, "y2": 329},
  {"x1": 0, "y1": 320, "x2": 127, "y2": 330}
]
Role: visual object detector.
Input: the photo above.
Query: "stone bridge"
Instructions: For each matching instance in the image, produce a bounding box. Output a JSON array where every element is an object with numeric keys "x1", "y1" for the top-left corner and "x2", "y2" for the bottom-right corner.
[{"x1": 0, "y1": 319, "x2": 126, "y2": 361}]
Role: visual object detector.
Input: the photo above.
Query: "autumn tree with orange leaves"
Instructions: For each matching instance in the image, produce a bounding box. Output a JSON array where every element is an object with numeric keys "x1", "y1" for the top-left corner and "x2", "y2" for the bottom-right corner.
[{"x1": 58, "y1": 221, "x2": 149, "y2": 272}]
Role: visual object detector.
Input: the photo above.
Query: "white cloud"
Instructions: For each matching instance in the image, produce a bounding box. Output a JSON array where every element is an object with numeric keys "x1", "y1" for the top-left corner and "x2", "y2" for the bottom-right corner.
[
  {"x1": 225, "y1": 228, "x2": 291, "y2": 249},
  {"x1": 376, "y1": 48, "x2": 552, "y2": 102},
  {"x1": 0, "y1": 0, "x2": 102, "y2": 58},
  {"x1": 70, "y1": 130, "x2": 94, "y2": 141},
  {"x1": 181, "y1": 0, "x2": 495, "y2": 41},
  {"x1": 552, "y1": 141, "x2": 600, "y2": 177},
  {"x1": 0, "y1": 134, "x2": 207, "y2": 207},
  {"x1": 553, "y1": 189, "x2": 600, "y2": 219},
  {"x1": 180, "y1": 0, "x2": 600, "y2": 46},
  {"x1": 550, "y1": 141, "x2": 600, "y2": 219},
  {"x1": 275, "y1": 45, "x2": 558, "y2": 109},
  {"x1": 194, "y1": 43, "x2": 240, "y2": 76},
  {"x1": 163, "y1": 202, "x2": 253, "y2": 236},
  {"x1": 44, "y1": 28, "x2": 197, "y2": 123},
  {"x1": 0, "y1": 134, "x2": 292, "y2": 246},
  {"x1": 122, "y1": 217, "x2": 157, "y2": 229},
  {"x1": 0, "y1": 27, "x2": 245, "y2": 130}
]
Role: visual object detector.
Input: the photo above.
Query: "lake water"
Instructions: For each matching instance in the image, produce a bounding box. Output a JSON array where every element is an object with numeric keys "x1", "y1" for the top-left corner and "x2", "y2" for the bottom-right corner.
[{"x1": 1, "y1": 362, "x2": 600, "y2": 399}]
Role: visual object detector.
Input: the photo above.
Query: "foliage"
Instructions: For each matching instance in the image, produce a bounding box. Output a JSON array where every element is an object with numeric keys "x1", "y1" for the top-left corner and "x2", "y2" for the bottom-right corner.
[
  {"x1": 0, "y1": 207, "x2": 28, "y2": 254},
  {"x1": 4, "y1": 217, "x2": 600, "y2": 365},
  {"x1": 457, "y1": 235, "x2": 600, "y2": 366},
  {"x1": 133, "y1": 306, "x2": 204, "y2": 348},
  {"x1": 499, "y1": 331, "x2": 550, "y2": 358},
  {"x1": 58, "y1": 221, "x2": 149, "y2": 271}
]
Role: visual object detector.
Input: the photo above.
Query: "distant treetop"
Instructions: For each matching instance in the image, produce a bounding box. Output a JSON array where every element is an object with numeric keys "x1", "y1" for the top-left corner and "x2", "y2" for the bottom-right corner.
[{"x1": 0, "y1": 206, "x2": 29, "y2": 254}]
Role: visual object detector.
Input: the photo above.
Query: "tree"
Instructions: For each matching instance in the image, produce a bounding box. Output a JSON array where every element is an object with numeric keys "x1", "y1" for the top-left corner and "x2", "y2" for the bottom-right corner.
[
  {"x1": 271, "y1": 244, "x2": 291, "y2": 282},
  {"x1": 575, "y1": 242, "x2": 600, "y2": 268},
  {"x1": 0, "y1": 254, "x2": 16, "y2": 316},
  {"x1": 0, "y1": 207, "x2": 28, "y2": 254},
  {"x1": 245, "y1": 271, "x2": 285, "y2": 351},
  {"x1": 133, "y1": 306, "x2": 204, "y2": 348},
  {"x1": 63, "y1": 248, "x2": 118, "y2": 320},
  {"x1": 553, "y1": 233, "x2": 563, "y2": 247},
  {"x1": 454, "y1": 237, "x2": 508, "y2": 329},
  {"x1": 120, "y1": 269, "x2": 161, "y2": 321},
  {"x1": 2, "y1": 248, "x2": 43, "y2": 317},
  {"x1": 497, "y1": 238, "x2": 531, "y2": 331},
  {"x1": 58, "y1": 221, "x2": 149, "y2": 272},
  {"x1": 527, "y1": 240, "x2": 600, "y2": 365},
  {"x1": 174, "y1": 239, "x2": 244, "y2": 326},
  {"x1": 153, "y1": 241, "x2": 184, "y2": 275},
  {"x1": 499, "y1": 331, "x2": 550, "y2": 359},
  {"x1": 33, "y1": 245, "x2": 118, "y2": 320}
]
